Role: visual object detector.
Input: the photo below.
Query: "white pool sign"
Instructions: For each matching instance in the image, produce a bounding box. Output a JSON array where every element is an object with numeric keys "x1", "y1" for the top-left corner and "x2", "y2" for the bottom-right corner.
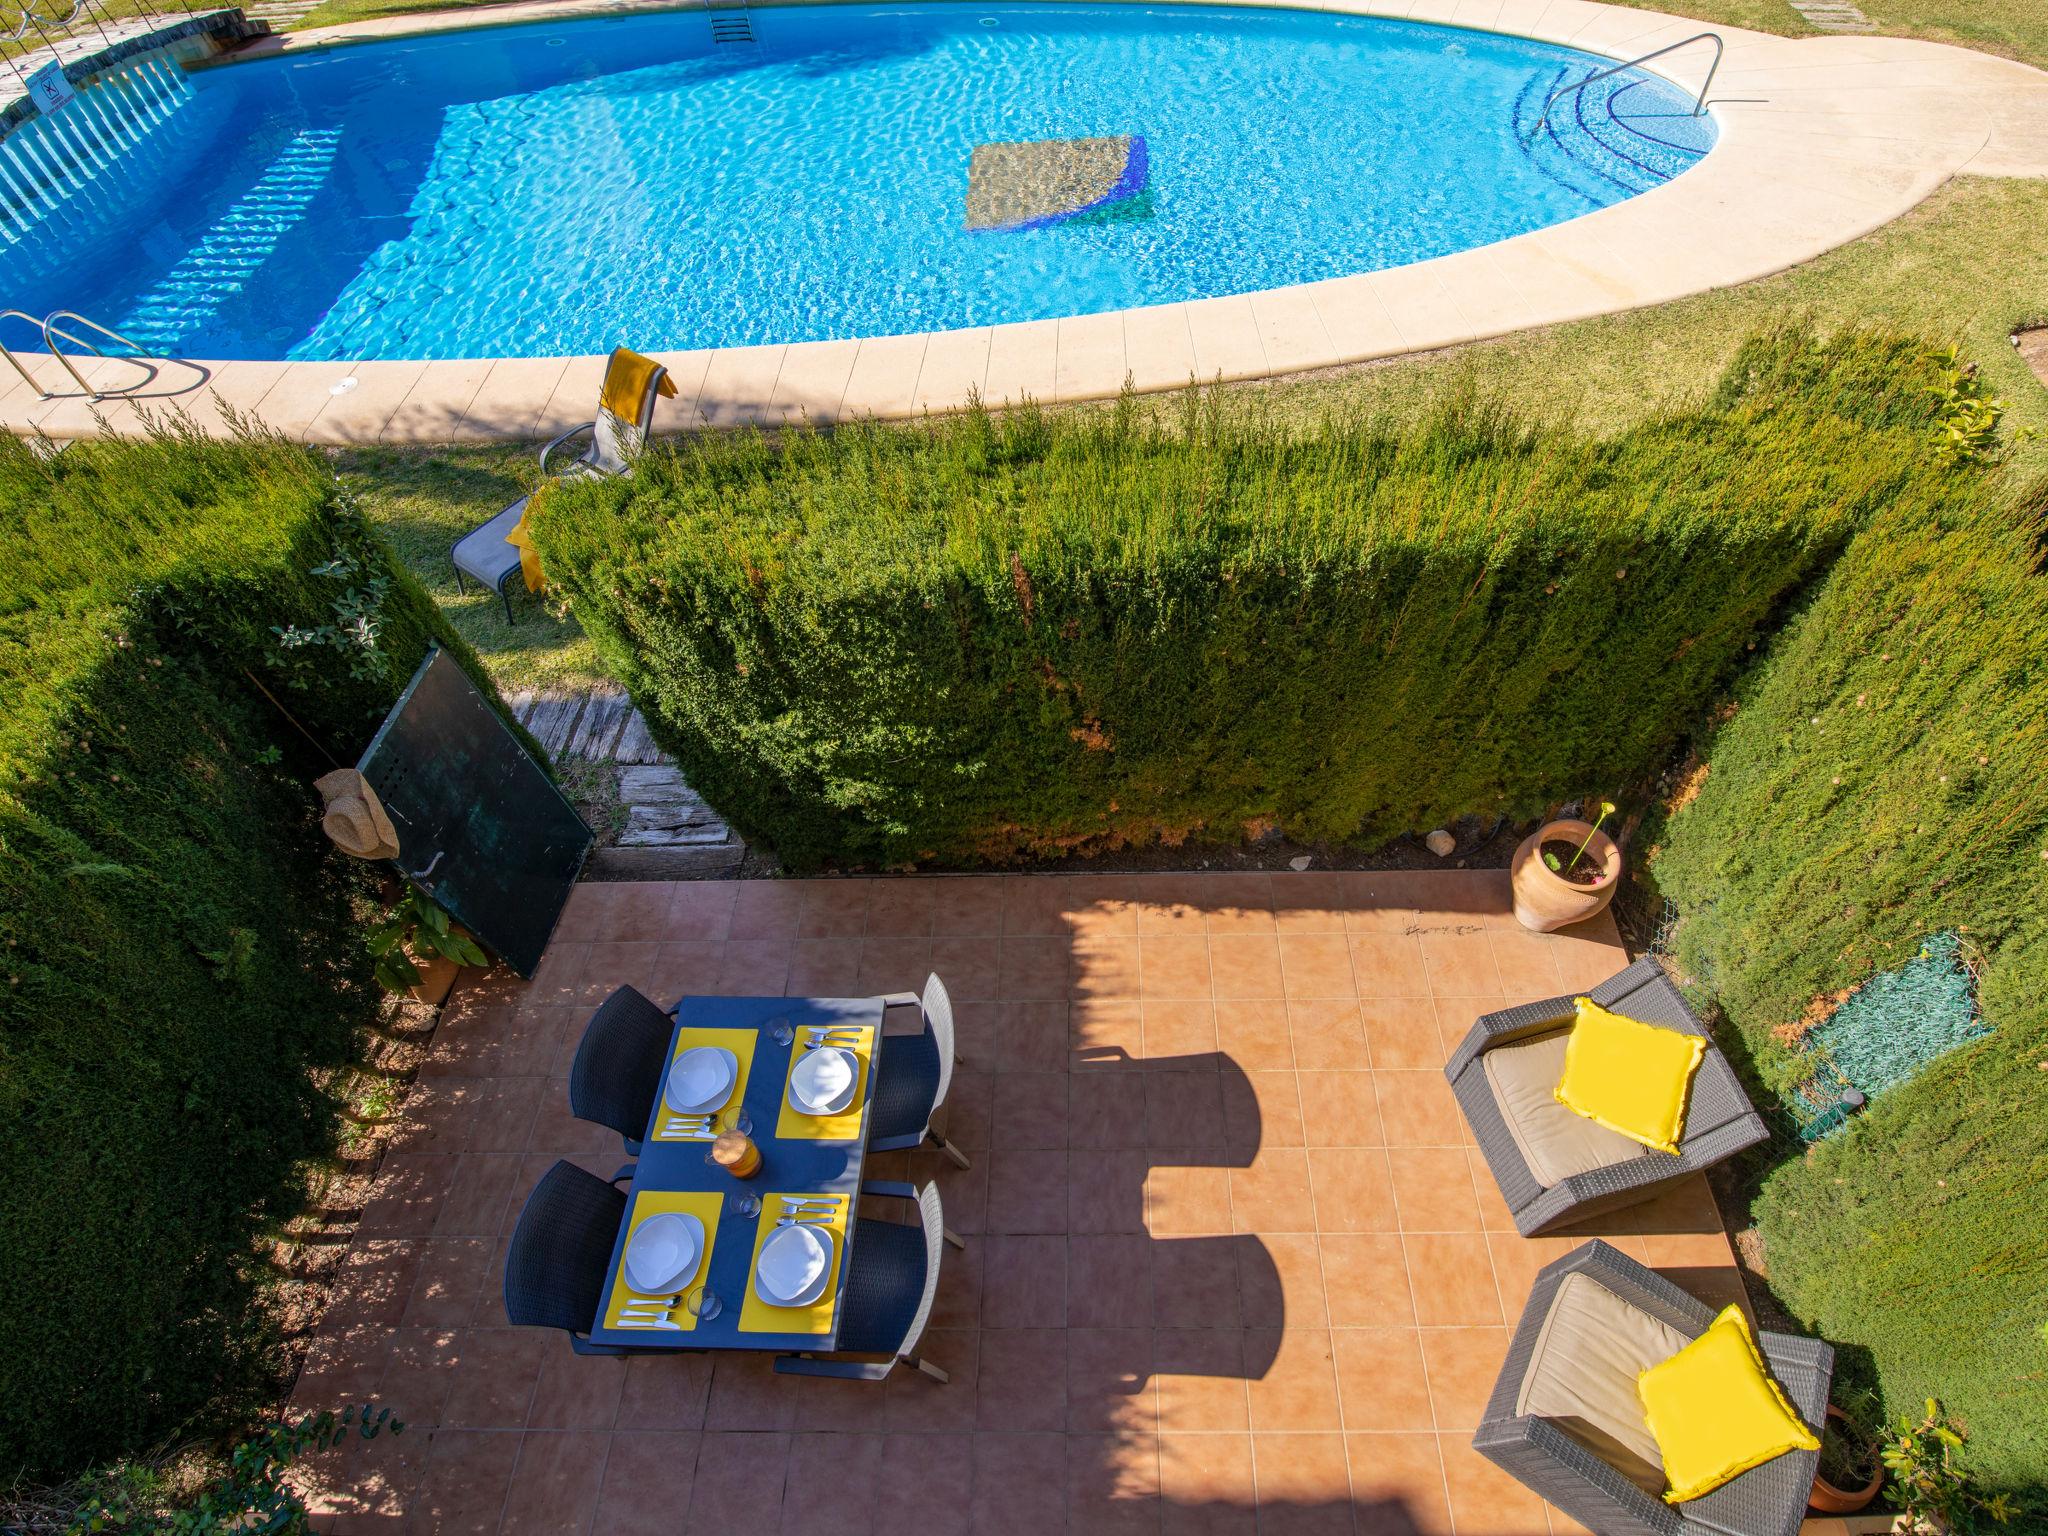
[{"x1": 27, "y1": 61, "x2": 76, "y2": 116}]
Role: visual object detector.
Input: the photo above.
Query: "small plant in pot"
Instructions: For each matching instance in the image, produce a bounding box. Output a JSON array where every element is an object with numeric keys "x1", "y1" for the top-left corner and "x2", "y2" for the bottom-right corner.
[
  {"x1": 1810, "y1": 1402, "x2": 1885, "y2": 1515},
  {"x1": 369, "y1": 886, "x2": 487, "y2": 1005},
  {"x1": 1511, "y1": 800, "x2": 1622, "y2": 933}
]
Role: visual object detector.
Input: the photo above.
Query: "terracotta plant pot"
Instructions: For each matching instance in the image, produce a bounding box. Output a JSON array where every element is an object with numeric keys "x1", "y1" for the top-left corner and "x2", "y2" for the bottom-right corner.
[
  {"x1": 1511, "y1": 818, "x2": 1622, "y2": 933},
  {"x1": 1809, "y1": 1406, "x2": 1885, "y2": 1515},
  {"x1": 405, "y1": 946, "x2": 463, "y2": 1007},
  {"x1": 403, "y1": 923, "x2": 478, "y2": 1007}
]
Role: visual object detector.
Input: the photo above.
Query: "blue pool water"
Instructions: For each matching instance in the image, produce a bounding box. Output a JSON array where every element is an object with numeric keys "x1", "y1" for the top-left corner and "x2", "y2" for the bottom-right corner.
[{"x1": 0, "y1": 3, "x2": 1715, "y2": 360}]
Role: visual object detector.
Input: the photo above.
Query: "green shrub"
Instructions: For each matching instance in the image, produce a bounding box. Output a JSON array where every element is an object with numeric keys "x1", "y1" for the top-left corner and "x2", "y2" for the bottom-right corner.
[
  {"x1": 0, "y1": 427, "x2": 492, "y2": 1479},
  {"x1": 1650, "y1": 468, "x2": 2048, "y2": 1493},
  {"x1": 531, "y1": 332, "x2": 1946, "y2": 870}
]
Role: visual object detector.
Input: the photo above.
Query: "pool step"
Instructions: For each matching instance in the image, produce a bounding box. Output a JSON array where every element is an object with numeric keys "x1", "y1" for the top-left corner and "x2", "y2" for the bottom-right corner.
[
  {"x1": 116, "y1": 127, "x2": 343, "y2": 350},
  {"x1": 0, "y1": 55, "x2": 197, "y2": 245},
  {"x1": 1513, "y1": 65, "x2": 1711, "y2": 207},
  {"x1": 706, "y1": 0, "x2": 755, "y2": 45}
]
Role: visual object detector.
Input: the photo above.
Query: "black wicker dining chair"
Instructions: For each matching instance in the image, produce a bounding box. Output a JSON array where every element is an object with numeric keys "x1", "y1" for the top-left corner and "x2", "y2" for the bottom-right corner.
[
  {"x1": 773, "y1": 1181, "x2": 962, "y2": 1382},
  {"x1": 569, "y1": 984, "x2": 675, "y2": 1155},
  {"x1": 503, "y1": 1159, "x2": 642, "y2": 1357},
  {"x1": 870, "y1": 973, "x2": 970, "y2": 1169}
]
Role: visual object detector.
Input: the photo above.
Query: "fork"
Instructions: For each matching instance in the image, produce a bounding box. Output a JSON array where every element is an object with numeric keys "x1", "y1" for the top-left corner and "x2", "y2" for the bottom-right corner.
[
  {"x1": 779, "y1": 1197, "x2": 841, "y2": 1225},
  {"x1": 662, "y1": 1115, "x2": 717, "y2": 1140}
]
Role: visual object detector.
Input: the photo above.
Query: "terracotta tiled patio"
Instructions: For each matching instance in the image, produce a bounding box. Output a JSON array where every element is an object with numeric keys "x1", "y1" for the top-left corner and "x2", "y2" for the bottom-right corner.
[{"x1": 293, "y1": 871, "x2": 1744, "y2": 1536}]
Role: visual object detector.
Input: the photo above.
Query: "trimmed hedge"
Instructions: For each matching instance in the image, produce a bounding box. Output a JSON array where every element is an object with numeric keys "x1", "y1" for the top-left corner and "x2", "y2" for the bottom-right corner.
[
  {"x1": 532, "y1": 333, "x2": 1947, "y2": 871},
  {"x1": 0, "y1": 427, "x2": 493, "y2": 1479},
  {"x1": 1650, "y1": 472, "x2": 2048, "y2": 1494}
]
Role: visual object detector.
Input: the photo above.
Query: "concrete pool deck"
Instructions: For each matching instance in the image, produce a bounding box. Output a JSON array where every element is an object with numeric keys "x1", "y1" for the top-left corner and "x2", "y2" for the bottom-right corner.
[{"x1": 5, "y1": 0, "x2": 2047, "y2": 443}]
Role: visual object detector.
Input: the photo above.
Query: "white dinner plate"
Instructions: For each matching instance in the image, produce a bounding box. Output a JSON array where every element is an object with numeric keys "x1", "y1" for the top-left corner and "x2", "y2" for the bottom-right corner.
[
  {"x1": 755, "y1": 1221, "x2": 833, "y2": 1307},
  {"x1": 624, "y1": 1212, "x2": 703, "y2": 1295},
  {"x1": 788, "y1": 1046, "x2": 858, "y2": 1116},
  {"x1": 667, "y1": 1046, "x2": 737, "y2": 1115}
]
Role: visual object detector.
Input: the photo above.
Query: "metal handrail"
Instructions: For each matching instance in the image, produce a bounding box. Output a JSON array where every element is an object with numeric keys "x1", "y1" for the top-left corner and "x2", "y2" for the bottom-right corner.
[
  {"x1": 0, "y1": 305, "x2": 49, "y2": 395},
  {"x1": 6, "y1": 0, "x2": 87, "y2": 42},
  {"x1": 42, "y1": 308, "x2": 159, "y2": 398},
  {"x1": 1534, "y1": 31, "x2": 1723, "y2": 133}
]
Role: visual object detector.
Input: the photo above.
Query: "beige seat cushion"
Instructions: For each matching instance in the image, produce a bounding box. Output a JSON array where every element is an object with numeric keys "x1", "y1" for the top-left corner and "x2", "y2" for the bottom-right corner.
[
  {"x1": 1516, "y1": 1272, "x2": 1691, "y2": 1492},
  {"x1": 1483, "y1": 1027, "x2": 1652, "y2": 1187}
]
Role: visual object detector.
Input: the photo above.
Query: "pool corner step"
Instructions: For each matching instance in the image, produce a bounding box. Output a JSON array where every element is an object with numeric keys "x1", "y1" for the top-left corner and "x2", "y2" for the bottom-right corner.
[{"x1": 707, "y1": 0, "x2": 756, "y2": 46}]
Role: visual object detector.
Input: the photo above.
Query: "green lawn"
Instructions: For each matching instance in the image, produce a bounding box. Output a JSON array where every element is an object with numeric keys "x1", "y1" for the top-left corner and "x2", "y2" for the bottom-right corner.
[
  {"x1": 285, "y1": 0, "x2": 2048, "y2": 72},
  {"x1": 1607, "y1": 0, "x2": 2048, "y2": 67},
  {"x1": 289, "y1": 0, "x2": 517, "y2": 29},
  {"x1": 1241, "y1": 176, "x2": 2048, "y2": 458},
  {"x1": 338, "y1": 442, "x2": 606, "y2": 694},
  {"x1": 344, "y1": 175, "x2": 2048, "y2": 695}
]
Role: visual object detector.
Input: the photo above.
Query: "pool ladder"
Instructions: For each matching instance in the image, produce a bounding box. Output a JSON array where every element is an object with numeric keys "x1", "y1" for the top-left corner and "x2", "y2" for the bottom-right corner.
[
  {"x1": 1534, "y1": 31, "x2": 1723, "y2": 133},
  {"x1": 1, "y1": 307, "x2": 184, "y2": 401},
  {"x1": 705, "y1": 0, "x2": 754, "y2": 46}
]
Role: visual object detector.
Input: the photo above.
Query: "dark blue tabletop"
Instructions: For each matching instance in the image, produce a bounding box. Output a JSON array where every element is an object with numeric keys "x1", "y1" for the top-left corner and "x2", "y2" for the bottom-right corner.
[{"x1": 587, "y1": 993, "x2": 886, "y2": 1353}]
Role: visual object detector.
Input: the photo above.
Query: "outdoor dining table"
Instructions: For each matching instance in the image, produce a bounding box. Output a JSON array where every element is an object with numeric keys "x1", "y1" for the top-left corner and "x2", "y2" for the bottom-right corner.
[{"x1": 586, "y1": 992, "x2": 888, "y2": 1353}]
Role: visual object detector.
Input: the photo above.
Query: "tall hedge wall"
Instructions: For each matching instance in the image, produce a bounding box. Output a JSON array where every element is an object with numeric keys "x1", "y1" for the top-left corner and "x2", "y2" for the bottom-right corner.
[
  {"x1": 532, "y1": 333, "x2": 1947, "y2": 871},
  {"x1": 0, "y1": 427, "x2": 493, "y2": 1479},
  {"x1": 1649, "y1": 473, "x2": 2048, "y2": 1494}
]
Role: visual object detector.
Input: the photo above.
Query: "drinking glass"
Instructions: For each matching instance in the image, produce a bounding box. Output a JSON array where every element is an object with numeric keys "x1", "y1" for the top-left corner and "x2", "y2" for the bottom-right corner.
[
  {"x1": 732, "y1": 1193, "x2": 762, "y2": 1221},
  {"x1": 770, "y1": 1017, "x2": 795, "y2": 1047},
  {"x1": 686, "y1": 1286, "x2": 722, "y2": 1322}
]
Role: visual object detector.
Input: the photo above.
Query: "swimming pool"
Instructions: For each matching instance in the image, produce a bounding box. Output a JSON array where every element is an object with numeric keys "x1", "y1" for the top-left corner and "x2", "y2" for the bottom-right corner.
[{"x1": 0, "y1": 3, "x2": 1715, "y2": 362}]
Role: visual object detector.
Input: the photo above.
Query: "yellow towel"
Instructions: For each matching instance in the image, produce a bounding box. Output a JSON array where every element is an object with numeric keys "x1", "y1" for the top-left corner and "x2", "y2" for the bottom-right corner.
[
  {"x1": 504, "y1": 496, "x2": 545, "y2": 593},
  {"x1": 505, "y1": 351, "x2": 672, "y2": 598},
  {"x1": 600, "y1": 346, "x2": 678, "y2": 422}
]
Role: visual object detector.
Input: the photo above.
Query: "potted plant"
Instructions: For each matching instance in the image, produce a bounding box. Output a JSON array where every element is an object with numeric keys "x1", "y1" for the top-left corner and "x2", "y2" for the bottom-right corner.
[
  {"x1": 368, "y1": 886, "x2": 487, "y2": 1005},
  {"x1": 1811, "y1": 1404, "x2": 1885, "y2": 1515},
  {"x1": 1510, "y1": 799, "x2": 1622, "y2": 932}
]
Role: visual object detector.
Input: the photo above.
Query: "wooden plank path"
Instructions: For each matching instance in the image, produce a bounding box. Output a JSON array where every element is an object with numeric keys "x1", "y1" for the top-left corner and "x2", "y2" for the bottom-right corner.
[{"x1": 507, "y1": 688, "x2": 745, "y2": 874}]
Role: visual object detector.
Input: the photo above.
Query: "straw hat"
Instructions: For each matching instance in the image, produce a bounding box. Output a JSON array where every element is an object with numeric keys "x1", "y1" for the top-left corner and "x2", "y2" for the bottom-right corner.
[{"x1": 315, "y1": 769, "x2": 400, "y2": 861}]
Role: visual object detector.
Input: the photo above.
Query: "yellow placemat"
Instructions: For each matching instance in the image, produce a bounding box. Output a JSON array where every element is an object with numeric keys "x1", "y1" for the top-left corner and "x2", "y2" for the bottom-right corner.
[
  {"x1": 653, "y1": 1026, "x2": 760, "y2": 1142},
  {"x1": 736, "y1": 1191, "x2": 852, "y2": 1335},
  {"x1": 600, "y1": 1189, "x2": 724, "y2": 1333},
  {"x1": 773, "y1": 1025, "x2": 875, "y2": 1141}
]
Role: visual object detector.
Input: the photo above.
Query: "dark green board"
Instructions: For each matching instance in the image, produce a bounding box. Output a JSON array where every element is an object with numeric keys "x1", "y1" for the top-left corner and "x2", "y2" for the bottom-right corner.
[{"x1": 358, "y1": 647, "x2": 591, "y2": 977}]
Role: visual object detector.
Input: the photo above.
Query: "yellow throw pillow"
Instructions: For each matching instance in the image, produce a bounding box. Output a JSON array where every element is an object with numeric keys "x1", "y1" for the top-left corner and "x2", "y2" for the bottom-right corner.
[
  {"x1": 1553, "y1": 997, "x2": 1706, "y2": 1155},
  {"x1": 1638, "y1": 1304, "x2": 1820, "y2": 1503}
]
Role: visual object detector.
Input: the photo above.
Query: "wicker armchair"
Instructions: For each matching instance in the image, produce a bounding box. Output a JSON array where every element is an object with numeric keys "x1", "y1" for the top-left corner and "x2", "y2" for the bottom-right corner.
[
  {"x1": 569, "y1": 984, "x2": 675, "y2": 1155},
  {"x1": 773, "y1": 1181, "x2": 961, "y2": 1383},
  {"x1": 1445, "y1": 956, "x2": 1767, "y2": 1236},
  {"x1": 1475, "y1": 1240, "x2": 1831, "y2": 1536}
]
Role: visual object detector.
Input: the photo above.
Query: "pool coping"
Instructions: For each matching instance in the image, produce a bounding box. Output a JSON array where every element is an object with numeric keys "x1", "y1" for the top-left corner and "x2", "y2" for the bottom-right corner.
[{"x1": 7, "y1": 0, "x2": 2047, "y2": 442}]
